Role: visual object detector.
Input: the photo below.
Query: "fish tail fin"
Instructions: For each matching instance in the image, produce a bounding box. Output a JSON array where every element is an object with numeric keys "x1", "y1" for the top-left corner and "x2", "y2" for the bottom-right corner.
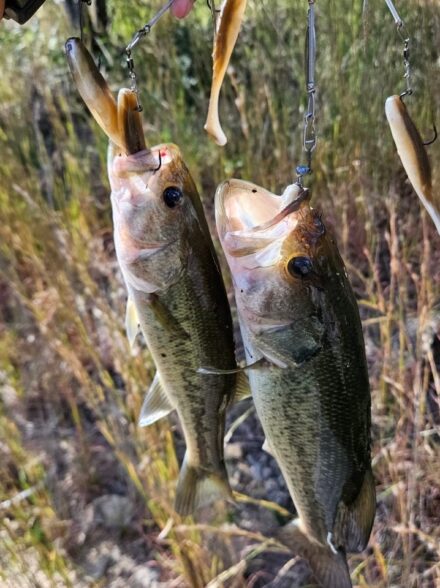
[
  {"x1": 335, "y1": 468, "x2": 376, "y2": 553},
  {"x1": 277, "y1": 520, "x2": 352, "y2": 588},
  {"x1": 174, "y1": 454, "x2": 233, "y2": 516}
]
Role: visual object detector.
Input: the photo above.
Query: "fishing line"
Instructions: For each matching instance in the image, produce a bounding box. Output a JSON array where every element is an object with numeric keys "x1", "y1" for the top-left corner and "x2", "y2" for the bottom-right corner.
[
  {"x1": 124, "y1": 0, "x2": 176, "y2": 111},
  {"x1": 79, "y1": 0, "x2": 92, "y2": 42},
  {"x1": 295, "y1": 0, "x2": 317, "y2": 187}
]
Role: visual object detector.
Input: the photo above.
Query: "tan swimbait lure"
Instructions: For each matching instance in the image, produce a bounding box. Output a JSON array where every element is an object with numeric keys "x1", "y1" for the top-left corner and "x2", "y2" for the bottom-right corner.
[
  {"x1": 216, "y1": 180, "x2": 375, "y2": 588},
  {"x1": 385, "y1": 95, "x2": 439, "y2": 235},
  {"x1": 66, "y1": 37, "x2": 239, "y2": 516},
  {"x1": 204, "y1": 0, "x2": 247, "y2": 146}
]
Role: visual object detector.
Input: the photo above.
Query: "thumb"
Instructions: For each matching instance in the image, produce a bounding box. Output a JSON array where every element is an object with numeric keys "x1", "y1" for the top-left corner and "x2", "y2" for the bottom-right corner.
[{"x1": 170, "y1": 0, "x2": 194, "y2": 19}]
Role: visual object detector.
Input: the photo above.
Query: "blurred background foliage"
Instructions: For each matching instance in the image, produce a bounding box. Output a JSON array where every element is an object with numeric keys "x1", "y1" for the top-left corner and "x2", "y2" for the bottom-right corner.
[{"x1": 0, "y1": 0, "x2": 439, "y2": 586}]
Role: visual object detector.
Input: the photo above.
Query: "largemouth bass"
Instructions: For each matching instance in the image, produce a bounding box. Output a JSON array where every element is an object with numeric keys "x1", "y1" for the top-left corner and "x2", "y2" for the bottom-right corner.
[
  {"x1": 385, "y1": 95, "x2": 439, "y2": 235},
  {"x1": 204, "y1": 0, "x2": 247, "y2": 146},
  {"x1": 66, "y1": 37, "x2": 238, "y2": 515},
  {"x1": 215, "y1": 180, "x2": 375, "y2": 588}
]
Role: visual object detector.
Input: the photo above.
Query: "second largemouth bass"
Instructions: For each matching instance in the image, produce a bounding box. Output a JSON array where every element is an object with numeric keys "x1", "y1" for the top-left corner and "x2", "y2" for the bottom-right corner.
[
  {"x1": 215, "y1": 180, "x2": 375, "y2": 588},
  {"x1": 66, "y1": 37, "x2": 237, "y2": 515}
]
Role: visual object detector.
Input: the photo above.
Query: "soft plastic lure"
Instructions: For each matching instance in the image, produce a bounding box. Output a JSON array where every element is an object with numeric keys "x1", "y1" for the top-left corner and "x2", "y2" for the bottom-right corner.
[
  {"x1": 385, "y1": 95, "x2": 439, "y2": 235},
  {"x1": 204, "y1": 0, "x2": 247, "y2": 146}
]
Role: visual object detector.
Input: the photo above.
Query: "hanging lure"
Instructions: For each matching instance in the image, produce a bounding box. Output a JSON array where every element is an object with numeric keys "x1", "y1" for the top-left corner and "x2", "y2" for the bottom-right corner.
[
  {"x1": 384, "y1": 0, "x2": 439, "y2": 234},
  {"x1": 204, "y1": 0, "x2": 247, "y2": 146}
]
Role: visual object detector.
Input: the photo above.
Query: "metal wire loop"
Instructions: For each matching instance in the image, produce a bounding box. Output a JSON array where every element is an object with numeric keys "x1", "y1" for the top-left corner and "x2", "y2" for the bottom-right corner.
[
  {"x1": 124, "y1": 0, "x2": 176, "y2": 112},
  {"x1": 296, "y1": 0, "x2": 317, "y2": 184},
  {"x1": 384, "y1": 0, "x2": 413, "y2": 98}
]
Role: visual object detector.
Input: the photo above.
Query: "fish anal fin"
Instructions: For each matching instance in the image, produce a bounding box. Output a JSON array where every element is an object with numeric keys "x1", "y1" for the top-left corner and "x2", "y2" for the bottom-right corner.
[
  {"x1": 174, "y1": 455, "x2": 233, "y2": 516},
  {"x1": 277, "y1": 520, "x2": 352, "y2": 588},
  {"x1": 125, "y1": 297, "x2": 140, "y2": 349},
  {"x1": 335, "y1": 469, "x2": 376, "y2": 553},
  {"x1": 262, "y1": 438, "x2": 274, "y2": 456},
  {"x1": 138, "y1": 373, "x2": 174, "y2": 427},
  {"x1": 233, "y1": 370, "x2": 251, "y2": 402}
]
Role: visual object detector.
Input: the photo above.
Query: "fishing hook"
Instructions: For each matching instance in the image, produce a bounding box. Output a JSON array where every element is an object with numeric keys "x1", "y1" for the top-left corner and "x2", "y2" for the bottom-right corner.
[
  {"x1": 423, "y1": 123, "x2": 438, "y2": 146},
  {"x1": 152, "y1": 151, "x2": 162, "y2": 172},
  {"x1": 144, "y1": 153, "x2": 162, "y2": 186}
]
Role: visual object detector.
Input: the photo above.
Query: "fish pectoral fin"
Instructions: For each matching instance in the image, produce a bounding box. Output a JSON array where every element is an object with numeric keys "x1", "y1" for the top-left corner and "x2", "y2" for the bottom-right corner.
[
  {"x1": 147, "y1": 294, "x2": 190, "y2": 341},
  {"x1": 125, "y1": 297, "x2": 140, "y2": 349},
  {"x1": 334, "y1": 469, "x2": 376, "y2": 553},
  {"x1": 174, "y1": 454, "x2": 233, "y2": 516},
  {"x1": 254, "y1": 326, "x2": 322, "y2": 369},
  {"x1": 138, "y1": 373, "x2": 174, "y2": 427},
  {"x1": 277, "y1": 520, "x2": 352, "y2": 588}
]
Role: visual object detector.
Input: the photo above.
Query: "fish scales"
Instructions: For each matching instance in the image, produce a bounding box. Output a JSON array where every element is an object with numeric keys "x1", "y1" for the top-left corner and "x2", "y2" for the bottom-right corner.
[
  {"x1": 130, "y1": 258, "x2": 236, "y2": 472},
  {"x1": 248, "y1": 331, "x2": 371, "y2": 544}
]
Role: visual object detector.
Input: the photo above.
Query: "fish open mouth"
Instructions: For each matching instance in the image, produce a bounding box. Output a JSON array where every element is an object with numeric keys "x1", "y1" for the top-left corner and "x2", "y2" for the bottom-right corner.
[{"x1": 215, "y1": 179, "x2": 309, "y2": 257}]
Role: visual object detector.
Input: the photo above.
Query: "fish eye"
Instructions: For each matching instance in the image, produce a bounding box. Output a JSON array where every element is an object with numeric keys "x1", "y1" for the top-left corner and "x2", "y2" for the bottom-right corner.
[
  {"x1": 163, "y1": 186, "x2": 183, "y2": 208},
  {"x1": 287, "y1": 256, "x2": 313, "y2": 278}
]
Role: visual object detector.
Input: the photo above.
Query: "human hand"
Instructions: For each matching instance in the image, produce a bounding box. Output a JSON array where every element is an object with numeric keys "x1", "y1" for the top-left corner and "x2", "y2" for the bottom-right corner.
[{"x1": 171, "y1": 0, "x2": 194, "y2": 19}]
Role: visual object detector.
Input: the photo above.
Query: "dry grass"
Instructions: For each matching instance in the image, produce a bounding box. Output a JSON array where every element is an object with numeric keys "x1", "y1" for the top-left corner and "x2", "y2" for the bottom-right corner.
[{"x1": 0, "y1": 0, "x2": 439, "y2": 586}]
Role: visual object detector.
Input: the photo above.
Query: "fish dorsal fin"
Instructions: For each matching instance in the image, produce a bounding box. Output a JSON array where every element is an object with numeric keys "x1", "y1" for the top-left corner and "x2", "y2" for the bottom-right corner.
[
  {"x1": 125, "y1": 297, "x2": 140, "y2": 349},
  {"x1": 138, "y1": 373, "x2": 174, "y2": 427}
]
